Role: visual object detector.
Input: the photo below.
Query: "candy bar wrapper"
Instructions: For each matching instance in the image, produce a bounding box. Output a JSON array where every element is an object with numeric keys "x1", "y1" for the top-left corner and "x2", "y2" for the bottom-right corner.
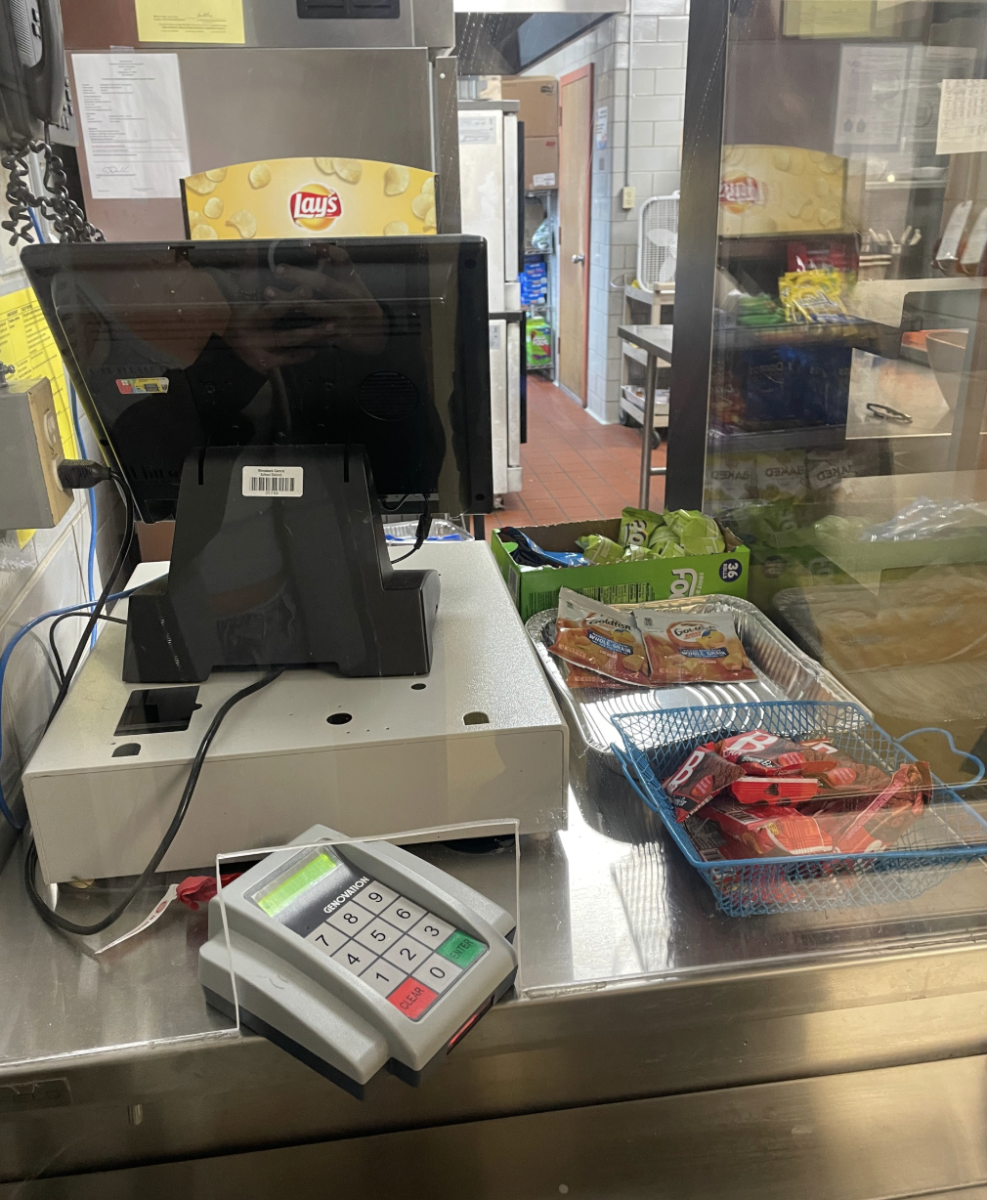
[
  {"x1": 703, "y1": 799, "x2": 833, "y2": 856},
  {"x1": 663, "y1": 748, "x2": 745, "y2": 821},
  {"x1": 718, "y1": 730, "x2": 809, "y2": 776},
  {"x1": 550, "y1": 588, "x2": 651, "y2": 687},
  {"x1": 799, "y1": 761, "x2": 931, "y2": 853},
  {"x1": 799, "y1": 757, "x2": 891, "y2": 796},
  {"x1": 638, "y1": 612, "x2": 757, "y2": 687},
  {"x1": 731, "y1": 776, "x2": 819, "y2": 805}
]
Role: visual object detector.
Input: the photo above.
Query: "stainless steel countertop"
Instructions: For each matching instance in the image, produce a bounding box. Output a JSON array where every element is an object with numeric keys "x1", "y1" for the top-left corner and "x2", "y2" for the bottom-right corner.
[
  {"x1": 617, "y1": 324, "x2": 674, "y2": 363},
  {"x1": 3, "y1": 748, "x2": 987, "y2": 1074}
]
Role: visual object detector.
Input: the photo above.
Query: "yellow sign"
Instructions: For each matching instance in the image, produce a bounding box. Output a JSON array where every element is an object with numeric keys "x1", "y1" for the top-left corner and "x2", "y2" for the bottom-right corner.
[
  {"x1": 0, "y1": 287, "x2": 79, "y2": 547},
  {"x1": 183, "y1": 158, "x2": 437, "y2": 240},
  {"x1": 136, "y1": 0, "x2": 245, "y2": 44}
]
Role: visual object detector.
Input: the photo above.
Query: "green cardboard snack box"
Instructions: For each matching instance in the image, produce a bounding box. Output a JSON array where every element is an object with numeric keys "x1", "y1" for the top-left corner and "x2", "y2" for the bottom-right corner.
[{"x1": 491, "y1": 518, "x2": 750, "y2": 621}]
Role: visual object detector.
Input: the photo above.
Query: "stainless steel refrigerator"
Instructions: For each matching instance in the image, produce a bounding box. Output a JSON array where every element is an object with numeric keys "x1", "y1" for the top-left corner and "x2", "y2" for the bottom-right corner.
[
  {"x1": 60, "y1": 0, "x2": 461, "y2": 241},
  {"x1": 458, "y1": 100, "x2": 523, "y2": 497}
]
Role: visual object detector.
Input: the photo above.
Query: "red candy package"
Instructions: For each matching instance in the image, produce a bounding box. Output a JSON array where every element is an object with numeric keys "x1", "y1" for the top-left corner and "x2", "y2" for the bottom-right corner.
[
  {"x1": 731, "y1": 776, "x2": 819, "y2": 805},
  {"x1": 703, "y1": 799, "x2": 832, "y2": 857},
  {"x1": 800, "y1": 761, "x2": 931, "y2": 853},
  {"x1": 663, "y1": 748, "x2": 745, "y2": 822},
  {"x1": 718, "y1": 731, "x2": 808, "y2": 776}
]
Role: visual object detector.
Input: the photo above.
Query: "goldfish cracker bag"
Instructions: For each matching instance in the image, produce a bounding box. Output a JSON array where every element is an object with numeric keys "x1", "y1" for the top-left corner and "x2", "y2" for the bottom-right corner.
[
  {"x1": 637, "y1": 610, "x2": 757, "y2": 686},
  {"x1": 550, "y1": 588, "x2": 651, "y2": 686}
]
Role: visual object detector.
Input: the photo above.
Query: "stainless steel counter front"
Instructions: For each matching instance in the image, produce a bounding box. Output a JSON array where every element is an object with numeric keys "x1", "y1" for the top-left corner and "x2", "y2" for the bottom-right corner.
[{"x1": 4, "y1": 748, "x2": 987, "y2": 1191}]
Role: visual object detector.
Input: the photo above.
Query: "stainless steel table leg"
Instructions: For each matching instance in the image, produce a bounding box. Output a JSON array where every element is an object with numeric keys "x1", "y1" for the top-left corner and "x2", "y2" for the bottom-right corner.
[{"x1": 639, "y1": 351, "x2": 658, "y2": 509}]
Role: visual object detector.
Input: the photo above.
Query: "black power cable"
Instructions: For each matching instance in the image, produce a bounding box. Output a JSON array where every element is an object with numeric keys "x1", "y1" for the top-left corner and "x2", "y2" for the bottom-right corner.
[
  {"x1": 49, "y1": 612, "x2": 127, "y2": 686},
  {"x1": 390, "y1": 499, "x2": 431, "y2": 564},
  {"x1": 43, "y1": 470, "x2": 135, "y2": 735},
  {"x1": 25, "y1": 669, "x2": 284, "y2": 937}
]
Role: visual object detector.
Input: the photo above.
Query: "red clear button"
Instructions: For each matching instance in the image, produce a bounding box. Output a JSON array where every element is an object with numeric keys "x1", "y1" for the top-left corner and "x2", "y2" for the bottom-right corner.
[{"x1": 387, "y1": 978, "x2": 438, "y2": 1020}]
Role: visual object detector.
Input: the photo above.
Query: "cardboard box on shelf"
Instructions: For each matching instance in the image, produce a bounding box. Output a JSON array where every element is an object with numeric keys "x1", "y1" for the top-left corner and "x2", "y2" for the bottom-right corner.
[
  {"x1": 525, "y1": 137, "x2": 559, "y2": 191},
  {"x1": 501, "y1": 76, "x2": 559, "y2": 137},
  {"x1": 491, "y1": 518, "x2": 750, "y2": 622}
]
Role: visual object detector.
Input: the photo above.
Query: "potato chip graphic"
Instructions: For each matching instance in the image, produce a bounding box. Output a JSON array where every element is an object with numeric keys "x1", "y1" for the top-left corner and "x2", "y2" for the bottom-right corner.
[
  {"x1": 203, "y1": 197, "x2": 224, "y2": 219},
  {"x1": 191, "y1": 223, "x2": 218, "y2": 239},
  {"x1": 248, "y1": 163, "x2": 272, "y2": 189},
  {"x1": 205, "y1": 167, "x2": 228, "y2": 182},
  {"x1": 335, "y1": 159, "x2": 363, "y2": 184},
  {"x1": 383, "y1": 165, "x2": 409, "y2": 196},
  {"x1": 384, "y1": 220, "x2": 409, "y2": 236},
  {"x1": 226, "y1": 210, "x2": 258, "y2": 238},
  {"x1": 185, "y1": 173, "x2": 216, "y2": 196}
]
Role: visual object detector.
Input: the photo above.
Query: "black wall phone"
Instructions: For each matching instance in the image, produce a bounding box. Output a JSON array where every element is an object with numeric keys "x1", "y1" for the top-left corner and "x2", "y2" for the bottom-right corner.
[{"x1": 0, "y1": 0, "x2": 99, "y2": 245}]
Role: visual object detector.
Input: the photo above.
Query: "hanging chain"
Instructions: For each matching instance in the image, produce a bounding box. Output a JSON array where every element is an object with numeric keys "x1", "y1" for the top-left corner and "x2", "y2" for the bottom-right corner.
[{"x1": 1, "y1": 138, "x2": 103, "y2": 246}]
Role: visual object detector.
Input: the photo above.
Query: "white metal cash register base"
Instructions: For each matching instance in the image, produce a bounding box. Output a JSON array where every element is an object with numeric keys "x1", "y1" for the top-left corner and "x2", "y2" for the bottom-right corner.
[{"x1": 24, "y1": 541, "x2": 568, "y2": 884}]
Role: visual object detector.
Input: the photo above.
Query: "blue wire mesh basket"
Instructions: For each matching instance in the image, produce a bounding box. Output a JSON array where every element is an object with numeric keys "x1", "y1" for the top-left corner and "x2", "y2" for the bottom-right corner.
[{"x1": 611, "y1": 701, "x2": 987, "y2": 918}]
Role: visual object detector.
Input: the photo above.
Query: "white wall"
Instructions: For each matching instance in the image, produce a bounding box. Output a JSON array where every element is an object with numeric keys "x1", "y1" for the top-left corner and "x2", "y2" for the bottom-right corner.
[{"x1": 525, "y1": 0, "x2": 689, "y2": 423}]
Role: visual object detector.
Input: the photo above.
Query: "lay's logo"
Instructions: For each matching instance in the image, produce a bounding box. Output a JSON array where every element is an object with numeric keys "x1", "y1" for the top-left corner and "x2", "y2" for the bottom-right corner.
[
  {"x1": 289, "y1": 184, "x2": 342, "y2": 231},
  {"x1": 719, "y1": 175, "x2": 766, "y2": 213}
]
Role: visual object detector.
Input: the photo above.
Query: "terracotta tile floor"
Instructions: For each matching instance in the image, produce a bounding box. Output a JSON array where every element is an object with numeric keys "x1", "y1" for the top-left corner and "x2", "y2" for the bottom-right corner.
[{"x1": 490, "y1": 377, "x2": 667, "y2": 535}]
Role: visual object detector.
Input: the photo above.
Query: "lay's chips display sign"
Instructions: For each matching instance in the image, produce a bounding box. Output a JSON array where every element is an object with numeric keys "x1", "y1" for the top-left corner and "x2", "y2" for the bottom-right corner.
[{"x1": 181, "y1": 157, "x2": 437, "y2": 240}]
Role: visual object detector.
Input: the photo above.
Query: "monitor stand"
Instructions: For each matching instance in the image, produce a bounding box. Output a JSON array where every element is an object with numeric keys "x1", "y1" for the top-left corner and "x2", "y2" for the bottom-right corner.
[{"x1": 123, "y1": 446, "x2": 440, "y2": 683}]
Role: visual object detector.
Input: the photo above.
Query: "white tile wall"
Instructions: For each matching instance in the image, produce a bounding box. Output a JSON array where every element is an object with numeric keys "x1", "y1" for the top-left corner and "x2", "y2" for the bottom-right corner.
[{"x1": 524, "y1": 1, "x2": 690, "y2": 423}]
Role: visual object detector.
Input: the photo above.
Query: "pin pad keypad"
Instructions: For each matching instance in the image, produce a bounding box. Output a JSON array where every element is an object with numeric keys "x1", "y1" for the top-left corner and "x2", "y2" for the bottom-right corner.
[{"x1": 249, "y1": 848, "x2": 488, "y2": 1021}]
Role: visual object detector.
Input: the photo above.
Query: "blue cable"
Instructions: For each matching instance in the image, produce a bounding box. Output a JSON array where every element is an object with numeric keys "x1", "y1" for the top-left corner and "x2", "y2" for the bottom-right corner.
[
  {"x1": 28, "y1": 209, "x2": 99, "y2": 649},
  {"x1": 0, "y1": 589, "x2": 135, "y2": 830}
]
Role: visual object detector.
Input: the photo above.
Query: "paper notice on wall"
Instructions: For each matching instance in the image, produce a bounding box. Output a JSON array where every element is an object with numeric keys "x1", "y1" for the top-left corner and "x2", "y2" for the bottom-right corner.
[
  {"x1": 937, "y1": 78, "x2": 987, "y2": 155},
  {"x1": 135, "y1": 0, "x2": 245, "y2": 44},
  {"x1": 0, "y1": 289, "x2": 77, "y2": 459},
  {"x1": 0, "y1": 287, "x2": 79, "y2": 546},
  {"x1": 459, "y1": 113, "x2": 497, "y2": 145},
  {"x1": 595, "y1": 105, "x2": 609, "y2": 150},
  {"x1": 72, "y1": 53, "x2": 191, "y2": 199}
]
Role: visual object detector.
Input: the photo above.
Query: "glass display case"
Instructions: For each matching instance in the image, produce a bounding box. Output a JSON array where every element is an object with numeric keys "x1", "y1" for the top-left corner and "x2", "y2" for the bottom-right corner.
[{"x1": 669, "y1": 0, "x2": 987, "y2": 776}]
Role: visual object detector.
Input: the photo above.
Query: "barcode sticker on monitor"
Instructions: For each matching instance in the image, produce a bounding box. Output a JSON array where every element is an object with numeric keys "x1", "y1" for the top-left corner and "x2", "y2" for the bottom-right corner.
[{"x1": 242, "y1": 467, "x2": 304, "y2": 498}]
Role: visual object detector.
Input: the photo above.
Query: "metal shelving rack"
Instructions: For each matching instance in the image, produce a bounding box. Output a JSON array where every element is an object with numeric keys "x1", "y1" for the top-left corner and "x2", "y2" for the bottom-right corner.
[{"x1": 620, "y1": 283, "x2": 675, "y2": 432}]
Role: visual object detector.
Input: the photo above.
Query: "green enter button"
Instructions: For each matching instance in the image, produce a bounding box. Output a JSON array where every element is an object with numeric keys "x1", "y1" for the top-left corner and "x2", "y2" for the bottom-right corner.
[{"x1": 437, "y1": 931, "x2": 486, "y2": 968}]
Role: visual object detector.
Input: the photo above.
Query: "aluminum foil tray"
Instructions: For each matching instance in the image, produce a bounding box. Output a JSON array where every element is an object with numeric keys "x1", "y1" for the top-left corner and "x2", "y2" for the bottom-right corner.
[{"x1": 526, "y1": 595, "x2": 862, "y2": 772}]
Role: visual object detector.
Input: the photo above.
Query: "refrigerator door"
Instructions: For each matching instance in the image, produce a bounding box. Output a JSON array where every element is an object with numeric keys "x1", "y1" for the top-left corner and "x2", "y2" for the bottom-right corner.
[
  {"x1": 489, "y1": 319, "x2": 509, "y2": 495},
  {"x1": 506, "y1": 317, "x2": 523, "y2": 493}
]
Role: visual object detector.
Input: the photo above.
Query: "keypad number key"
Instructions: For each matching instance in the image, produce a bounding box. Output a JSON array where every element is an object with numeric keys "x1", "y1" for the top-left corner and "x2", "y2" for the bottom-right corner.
[
  {"x1": 326, "y1": 900, "x2": 375, "y2": 937},
  {"x1": 414, "y1": 953, "x2": 463, "y2": 994},
  {"x1": 359, "y1": 959, "x2": 407, "y2": 999},
  {"x1": 381, "y1": 897, "x2": 426, "y2": 932},
  {"x1": 354, "y1": 919, "x2": 401, "y2": 955},
  {"x1": 304, "y1": 922, "x2": 348, "y2": 958},
  {"x1": 352, "y1": 880, "x2": 399, "y2": 915},
  {"x1": 383, "y1": 935, "x2": 429, "y2": 973},
  {"x1": 331, "y1": 942, "x2": 375, "y2": 978},
  {"x1": 409, "y1": 912, "x2": 456, "y2": 950}
]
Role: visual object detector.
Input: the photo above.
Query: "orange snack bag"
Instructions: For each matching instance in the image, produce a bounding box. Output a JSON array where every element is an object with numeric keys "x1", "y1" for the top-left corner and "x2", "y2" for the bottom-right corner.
[
  {"x1": 637, "y1": 610, "x2": 757, "y2": 687},
  {"x1": 550, "y1": 588, "x2": 651, "y2": 687}
]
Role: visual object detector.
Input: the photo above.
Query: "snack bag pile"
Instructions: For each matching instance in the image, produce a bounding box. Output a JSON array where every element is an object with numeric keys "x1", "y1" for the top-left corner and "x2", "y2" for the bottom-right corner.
[
  {"x1": 778, "y1": 269, "x2": 851, "y2": 325},
  {"x1": 549, "y1": 588, "x2": 757, "y2": 691},
  {"x1": 656, "y1": 728, "x2": 933, "y2": 861},
  {"x1": 620, "y1": 508, "x2": 726, "y2": 558}
]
